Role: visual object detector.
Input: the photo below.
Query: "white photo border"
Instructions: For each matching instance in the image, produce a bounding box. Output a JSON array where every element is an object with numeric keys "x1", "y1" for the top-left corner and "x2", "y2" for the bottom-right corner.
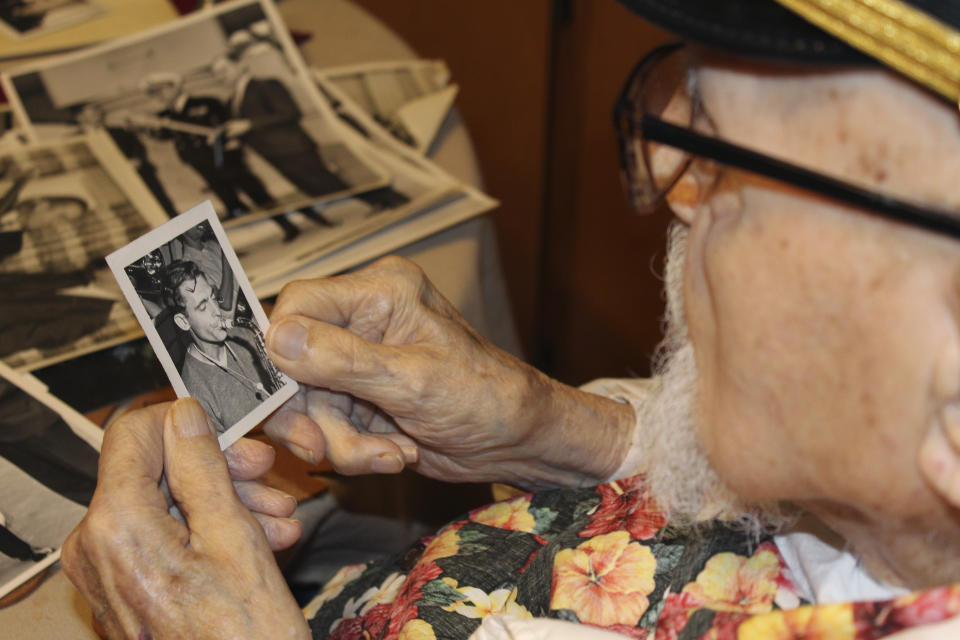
[{"x1": 106, "y1": 200, "x2": 298, "y2": 449}]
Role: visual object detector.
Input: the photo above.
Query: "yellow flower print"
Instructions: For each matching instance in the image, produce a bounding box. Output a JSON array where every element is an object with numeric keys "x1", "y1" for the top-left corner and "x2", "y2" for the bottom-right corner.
[
  {"x1": 682, "y1": 549, "x2": 781, "y2": 615},
  {"x1": 471, "y1": 496, "x2": 536, "y2": 532},
  {"x1": 443, "y1": 584, "x2": 532, "y2": 619},
  {"x1": 551, "y1": 531, "x2": 657, "y2": 627},
  {"x1": 421, "y1": 526, "x2": 461, "y2": 564},
  {"x1": 302, "y1": 563, "x2": 366, "y2": 618},
  {"x1": 737, "y1": 603, "x2": 855, "y2": 640},
  {"x1": 399, "y1": 619, "x2": 437, "y2": 640}
]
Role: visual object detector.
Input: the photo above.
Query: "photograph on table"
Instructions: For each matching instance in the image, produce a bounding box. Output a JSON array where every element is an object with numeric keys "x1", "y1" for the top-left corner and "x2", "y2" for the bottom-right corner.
[
  {"x1": 106, "y1": 200, "x2": 297, "y2": 449},
  {"x1": 0, "y1": 363, "x2": 102, "y2": 601},
  {"x1": 235, "y1": 65, "x2": 499, "y2": 296},
  {"x1": 315, "y1": 60, "x2": 458, "y2": 154},
  {"x1": 3, "y1": 0, "x2": 389, "y2": 230},
  {"x1": 0, "y1": 0, "x2": 104, "y2": 41},
  {"x1": 0, "y1": 129, "x2": 168, "y2": 373},
  {"x1": 235, "y1": 137, "x2": 466, "y2": 293}
]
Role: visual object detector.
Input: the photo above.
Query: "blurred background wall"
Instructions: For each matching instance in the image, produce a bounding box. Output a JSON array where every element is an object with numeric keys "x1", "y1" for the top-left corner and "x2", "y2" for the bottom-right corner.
[{"x1": 353, "y1": 0, "x2": 675, "y2": 385}]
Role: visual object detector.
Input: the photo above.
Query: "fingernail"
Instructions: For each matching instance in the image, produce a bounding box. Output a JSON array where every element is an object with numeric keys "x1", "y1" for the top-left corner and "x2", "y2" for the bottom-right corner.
[
  {"x1": 172, "y1": 399, "x2": 214, "y2": 438},
  {"x1": 372, "y1": 453, "x2": 404, "y2": 474},
  {"x1": 287, "y1": 442, "x2": 316, "y2": 465},
  {"x1": 400, "y1": 444, "x2": 419, "y2": 464},
  {"x1": 274, "y1": 489, "x2": 298, "y2": 511},
  {"x1": 270, "y1": 320, "x2": 307, "y2": 360}
]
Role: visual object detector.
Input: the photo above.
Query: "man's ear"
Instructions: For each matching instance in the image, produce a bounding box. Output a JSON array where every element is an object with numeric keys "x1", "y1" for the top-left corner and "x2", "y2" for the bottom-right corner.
[
  {"x1": 173, "y1": 312, "x2": 190, "y2": 332},
  {"x1": 919, "y1": 333, "x2": 960, "y2": 508}
]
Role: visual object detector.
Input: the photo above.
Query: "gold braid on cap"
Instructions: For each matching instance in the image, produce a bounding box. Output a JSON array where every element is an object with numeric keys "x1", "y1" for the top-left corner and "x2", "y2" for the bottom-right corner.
[{"x1": 773, "y1": 0, "x2": 960, "y2": 106}]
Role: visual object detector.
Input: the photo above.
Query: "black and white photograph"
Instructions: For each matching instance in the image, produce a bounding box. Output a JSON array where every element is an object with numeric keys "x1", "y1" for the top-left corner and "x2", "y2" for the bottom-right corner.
[
  {"x1": 235, "y1": 65, "x2": 497, "y2": 295},
  {"x1": 0, "y1": 130, "x2": 168, "y2": 372},
  {"x1": 0, "y1": 362, "x2": 101, "y2": 600},
  {"x1": 3, "y1": 0, "x2": 389, "y2": 227},
  {"x1": 106, "y1": 200, "x2": 297, "y2": 449},
  {"x1": 0, "y1": 0, "x2": 104, "y2": 40},
  {"x1": 235, "y1": 140, "x2": 465, "y2": 292},
  {"x1": 316, "y1": 60, "x2": 457, "y2": 153}
]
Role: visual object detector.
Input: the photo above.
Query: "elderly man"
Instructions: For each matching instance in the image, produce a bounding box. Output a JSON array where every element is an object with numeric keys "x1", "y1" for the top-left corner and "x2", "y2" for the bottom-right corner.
[{"x1": 62, "y1": 0, "x2": 960, "y2": 638}]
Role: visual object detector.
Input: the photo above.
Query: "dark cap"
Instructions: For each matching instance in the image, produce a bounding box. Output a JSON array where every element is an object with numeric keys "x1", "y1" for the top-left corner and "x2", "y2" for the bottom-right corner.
[{"x1": 618, "y1": 0, "x2": 960, "y2": 102}]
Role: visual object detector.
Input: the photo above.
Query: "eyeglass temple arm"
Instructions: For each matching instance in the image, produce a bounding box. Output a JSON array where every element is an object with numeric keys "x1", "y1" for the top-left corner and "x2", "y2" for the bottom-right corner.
[{"x1": 642, "y1": 115, "x2": 960, "y2": 241}]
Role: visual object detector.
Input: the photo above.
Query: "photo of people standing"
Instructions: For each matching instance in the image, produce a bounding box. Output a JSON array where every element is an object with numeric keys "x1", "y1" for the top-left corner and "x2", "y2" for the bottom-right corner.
[{"x1": 6, "y1": 0, "x2": 388, "y2": 227}]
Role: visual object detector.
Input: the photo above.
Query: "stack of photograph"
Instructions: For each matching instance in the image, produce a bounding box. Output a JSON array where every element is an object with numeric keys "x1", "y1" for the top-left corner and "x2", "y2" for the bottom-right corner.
[
  {"x1": 0, "y1": 0, "x2": 496, "y2": 600},
  {"x1": 0, "y1": 0, "x2": 496, "y2": 373}
]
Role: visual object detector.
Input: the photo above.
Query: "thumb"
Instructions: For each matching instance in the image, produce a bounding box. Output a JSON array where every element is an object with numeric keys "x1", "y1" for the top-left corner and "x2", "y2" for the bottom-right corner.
[
  {"x1": 267, "y1": 315, "x2": 422, "y2": 409},
  {"x1": 163, "y1": 398, "x2": 251, "y2": 542}
]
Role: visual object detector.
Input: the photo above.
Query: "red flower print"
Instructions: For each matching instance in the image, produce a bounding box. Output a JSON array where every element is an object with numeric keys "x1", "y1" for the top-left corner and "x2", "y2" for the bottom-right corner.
[
  {"x1": 385, "y1": 604, "x2": 419, "y2": 640},
  {"x1": 655, "y1": 591, "x2": 702, "y2": 640},
  {"x1": 328, "y1": 615, "x2": 364, "y2": 640},
  {"x1": 581, "y1": 476, "x2": 667, "y2": 541},
  {"x1": 362, "y1": 602, "x2": 392, "y2": 639},
  {"x1": 399, "y1": 562, "x2": 443, "y2": 607},
  {"x1": 376, "y1": 562, "x2": 444, "y2": 640},
  {"x1": 889, "y1": 585, "x2": 960, "y2": 628},
  {"x1": 703, "y1": 610, "x2": 751, "y2": 640}
]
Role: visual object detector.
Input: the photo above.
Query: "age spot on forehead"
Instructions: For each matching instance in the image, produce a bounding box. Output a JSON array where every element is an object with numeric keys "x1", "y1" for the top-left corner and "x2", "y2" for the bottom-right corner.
[
  {"x1": 701, "y1": 64, "x2": 960, "y2": 210},
  {"x1": 855, "y1": 144, "x2": 890, "y2": 187}
]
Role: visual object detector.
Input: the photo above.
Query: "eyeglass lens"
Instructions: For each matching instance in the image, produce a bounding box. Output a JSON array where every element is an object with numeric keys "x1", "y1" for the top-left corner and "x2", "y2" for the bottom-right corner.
[{"x1": 621, "y1": 45, "x2": 697, "y2": 212}]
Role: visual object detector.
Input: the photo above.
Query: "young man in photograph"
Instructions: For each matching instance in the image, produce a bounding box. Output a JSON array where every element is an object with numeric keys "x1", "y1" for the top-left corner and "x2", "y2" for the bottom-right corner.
[{"x1": 160, "y1": 259, "x2": 274, "y2": 434}]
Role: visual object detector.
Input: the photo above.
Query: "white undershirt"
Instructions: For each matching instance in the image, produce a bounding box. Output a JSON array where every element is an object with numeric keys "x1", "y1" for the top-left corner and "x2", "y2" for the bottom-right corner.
[{"x1": 774, "y1": 530, "x2": 908, "y2": 605}]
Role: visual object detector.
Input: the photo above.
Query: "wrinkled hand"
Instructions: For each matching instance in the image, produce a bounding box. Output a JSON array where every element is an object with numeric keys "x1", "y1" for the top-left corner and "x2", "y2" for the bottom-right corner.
[
  {"x1": 264, "y1": 256, "x2": 632, "y2": 489},
  {"x1": 62, "y1": 399, "x2": 309, "y2": 640},
  {"x1": 223, "y1": 436, "x2": 302, "y2": 551}
]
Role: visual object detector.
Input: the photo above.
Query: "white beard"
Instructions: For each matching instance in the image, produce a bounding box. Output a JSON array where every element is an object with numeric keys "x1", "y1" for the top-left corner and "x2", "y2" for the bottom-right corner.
[{"x1": 638, "y1": 222, "x2": 793, "y2": 534}]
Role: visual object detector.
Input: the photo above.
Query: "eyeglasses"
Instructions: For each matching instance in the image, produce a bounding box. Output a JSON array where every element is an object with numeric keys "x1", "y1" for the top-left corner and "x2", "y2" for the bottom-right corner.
[{"x1": 614, "y1": 43, "x2": 960, "y2": 241}]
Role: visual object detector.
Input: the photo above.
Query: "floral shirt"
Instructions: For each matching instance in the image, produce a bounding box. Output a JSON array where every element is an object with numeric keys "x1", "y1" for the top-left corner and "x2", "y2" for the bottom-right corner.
[{"x1": 303, "y1": 474, "x2": 960, "y2": 640}]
